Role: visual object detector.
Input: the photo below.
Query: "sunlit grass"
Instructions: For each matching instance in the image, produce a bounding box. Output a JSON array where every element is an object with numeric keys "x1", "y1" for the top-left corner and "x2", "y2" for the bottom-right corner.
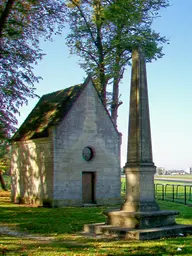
[
  {"x1": 0, "y1": 192, "x2": 192, "y2": 255},
  {"x1": 1, "y1": 234, "x2": 192, "y2": 256}
]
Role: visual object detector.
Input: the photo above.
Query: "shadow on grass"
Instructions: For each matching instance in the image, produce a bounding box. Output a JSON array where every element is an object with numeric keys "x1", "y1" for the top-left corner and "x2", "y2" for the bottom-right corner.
[
  {"x1": 1, "y1": 197, "x2": 192, "y2": 234},
  {"x1": 0, "y1": 234, "x2": 192, "y2": 255},
  {"x1": 1, "y1": 196, "x2": 192, "y2": 255},
  {"x1": 0, "y1": 203, "x2": 107, "y2": 234}
]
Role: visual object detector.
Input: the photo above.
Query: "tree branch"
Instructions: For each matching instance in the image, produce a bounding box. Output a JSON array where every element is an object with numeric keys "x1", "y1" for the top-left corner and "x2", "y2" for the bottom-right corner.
[
  {"x1": 76, "y1": 45, "x2": 99, "y2": 65},
  {"x1": 0, "y1": 0, "x2": 15, "y2": 38},
  {"x1": 69, "y1": 0, "x2": 98, "y2": 48}
]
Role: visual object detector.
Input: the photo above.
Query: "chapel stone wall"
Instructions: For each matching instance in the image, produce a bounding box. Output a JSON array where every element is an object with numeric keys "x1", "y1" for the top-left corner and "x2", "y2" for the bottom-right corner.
[
  {"x1": 53, "y1": 80, "x2": 121, "y2": 206},
  {"x1": 11, "y1": 138, "x2": 53, "y2": 205}
]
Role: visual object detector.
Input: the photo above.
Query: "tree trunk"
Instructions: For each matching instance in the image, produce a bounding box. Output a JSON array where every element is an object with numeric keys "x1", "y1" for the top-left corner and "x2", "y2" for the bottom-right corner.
[
  {"x1": 0, "y1": 0, "x2": 15, "y2": 38},
  {"x1": 111, "y1": 39, "x2": 123, "y2": 126},
  {"x1": 99, "y1": 62, "x2": 107, "y2": 105},
  {"x1": 111, "y1": 77, "x2": 119, "y2": 126},
  {"x1": 0, "y1": 170, "x2": 7, "y2": 191},
  {"x1": 95, "y1": 0, "x2": 107, "y2": 106}
]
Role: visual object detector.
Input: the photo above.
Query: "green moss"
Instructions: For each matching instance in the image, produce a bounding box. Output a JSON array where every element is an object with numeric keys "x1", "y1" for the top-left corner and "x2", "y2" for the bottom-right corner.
[{"x1": 12, "y1": 83, "x2": 85, "y2": 141}]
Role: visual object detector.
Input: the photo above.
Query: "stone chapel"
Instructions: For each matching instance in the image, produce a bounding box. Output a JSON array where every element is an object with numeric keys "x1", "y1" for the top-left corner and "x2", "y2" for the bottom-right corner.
[{"x1": 11, "y1": 76, "x2": 121, "y2": 207}]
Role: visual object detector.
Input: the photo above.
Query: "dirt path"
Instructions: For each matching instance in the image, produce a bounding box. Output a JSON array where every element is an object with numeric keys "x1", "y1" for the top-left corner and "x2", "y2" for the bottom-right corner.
[{"x1": 0, "y1": 226, "x2": 54, "y2": 241}]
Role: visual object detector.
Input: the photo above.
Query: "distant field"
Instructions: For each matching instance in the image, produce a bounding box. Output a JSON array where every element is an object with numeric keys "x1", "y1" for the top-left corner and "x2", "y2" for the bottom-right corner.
[
  {"x1": 121, "y1": 175, "x2": 192, "y2": 196},
  {"x1": 121, "y1": 175, "x2": 192, "y2": 184},
  {"x1": 155, "y1": 175, "x2": 192, "y2": 180},
  {"x1": 122, "y1": 175, "x2": 192, "y2": 182}
]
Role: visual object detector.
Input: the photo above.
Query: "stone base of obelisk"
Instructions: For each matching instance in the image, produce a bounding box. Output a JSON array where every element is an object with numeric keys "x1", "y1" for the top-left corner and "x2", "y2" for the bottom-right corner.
[
  {"x1": 83, "y1": 222, "x2": 192, "y2": 240},
  {"x1": 83, "y1": 209, "x2": 192, "y2": 240},
  {"x1": 104, "y1": 209, "x2": 179, "y2": 229},
  {"x1": 83, "y1": 206, "x2": 192, "y2": 240},
  {"x1": 83, "y1": 165, "x2": 192, "y2": 240}
]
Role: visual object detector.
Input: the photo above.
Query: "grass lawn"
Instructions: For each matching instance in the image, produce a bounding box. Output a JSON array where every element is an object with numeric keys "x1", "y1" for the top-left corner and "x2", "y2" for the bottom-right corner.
[{"x1": 0, "y1": 192, "x2": 192, "y2": 255}]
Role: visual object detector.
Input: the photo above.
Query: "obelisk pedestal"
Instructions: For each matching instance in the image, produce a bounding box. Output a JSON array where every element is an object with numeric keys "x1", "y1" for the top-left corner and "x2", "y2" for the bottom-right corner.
[{"x1": 83, "y1": 49, "x2": 192, "y2": 240}]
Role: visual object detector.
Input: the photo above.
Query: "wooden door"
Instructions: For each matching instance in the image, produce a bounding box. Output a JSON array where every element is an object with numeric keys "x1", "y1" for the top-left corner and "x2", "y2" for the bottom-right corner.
[{"x1": 82, "y1": 172, "x2": 95, "y2": 203}]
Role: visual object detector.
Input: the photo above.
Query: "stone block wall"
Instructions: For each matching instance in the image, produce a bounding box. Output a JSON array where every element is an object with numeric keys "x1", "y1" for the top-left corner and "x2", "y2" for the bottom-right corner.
[
  {"x1": 11, "y1": 138, "x2": 53, "y2": 205},
  {"x1": 52, "y1": 80, "x2": 121, "y2": 206}
]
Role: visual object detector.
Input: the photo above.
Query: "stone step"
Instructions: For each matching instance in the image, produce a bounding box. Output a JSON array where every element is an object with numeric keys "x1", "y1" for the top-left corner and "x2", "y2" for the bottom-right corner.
[
  {"x1": 83, "y1": 223, "x2": 192, "y2": 240},
  {"x1": 104, "y1": 209, "x2": 180, "y2": 229}
]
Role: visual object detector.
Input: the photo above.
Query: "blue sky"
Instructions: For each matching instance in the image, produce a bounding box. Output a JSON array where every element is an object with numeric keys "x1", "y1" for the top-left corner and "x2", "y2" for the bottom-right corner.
[{"x1": 17, "y1": 0, "x2": 192, "y2": 170}]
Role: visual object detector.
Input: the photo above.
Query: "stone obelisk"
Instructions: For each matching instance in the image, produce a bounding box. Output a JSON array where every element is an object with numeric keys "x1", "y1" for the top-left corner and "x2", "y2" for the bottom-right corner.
[
  {"x1": 103, "y1": 48, "x2": 177, "y2": 231},
  {"x1": 84, "y1": 48, "x2": 192, "y2": 240},
  {"x1": 122, "y1": 48, "x2": 159, "y2": 212}
]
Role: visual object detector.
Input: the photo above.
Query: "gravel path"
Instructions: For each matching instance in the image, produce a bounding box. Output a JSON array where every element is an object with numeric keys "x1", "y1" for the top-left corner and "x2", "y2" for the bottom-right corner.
[{"x1": 0, "y1": 226, "x2": 54, "y2": 241}]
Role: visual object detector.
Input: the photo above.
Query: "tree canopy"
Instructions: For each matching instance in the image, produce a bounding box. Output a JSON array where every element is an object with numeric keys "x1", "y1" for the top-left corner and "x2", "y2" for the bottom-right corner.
[
  {"x1": 65, "y1": 0, "x2": 169, "y2": 124},
  {"x1": 0, "y1": 0, "x2": 170, "y2": 136},
  {"x1": 0, "y1": 0, "x2": 66, "y2": 140}
]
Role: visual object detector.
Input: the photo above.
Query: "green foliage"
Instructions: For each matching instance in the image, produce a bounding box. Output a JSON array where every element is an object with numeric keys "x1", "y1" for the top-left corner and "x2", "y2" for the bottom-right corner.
[
  {"x1": 65, "y1": 0, "x2": 169, "y2": 124},
  {"x1": 2, "y1": 175, "x2": 11, "y2": 190},
  {"x1": 0, "y1": 142, "x2": 10, "y2": 174},
  {"x1": 0, "y1": 0, "x2": 66, "y2": 140}
]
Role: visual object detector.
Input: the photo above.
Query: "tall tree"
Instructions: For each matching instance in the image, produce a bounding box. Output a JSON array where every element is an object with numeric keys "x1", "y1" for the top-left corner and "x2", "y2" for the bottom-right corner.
[
  {"x1": 0, "y1": 0, "x2": 66, "y2": 140},
  {"x1": 65, "y1": 0, "x2": 169, "y2": 125}
]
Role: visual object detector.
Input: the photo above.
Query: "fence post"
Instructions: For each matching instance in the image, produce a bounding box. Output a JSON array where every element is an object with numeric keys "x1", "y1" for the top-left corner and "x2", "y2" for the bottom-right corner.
[
  {"x1": 162, "y1": 184, "x2": 164, "y2": 200},
  {"x1": 184, "y1": 185, "x2": 187, "y2": 205},
  {"x1": 172, "y1": 185, "x2": 174, "y2": 202},
  {"x1": 190, "y1": 186, "x2": 192, "y2": 201},
  {"x1": 165, "y1": 184, "x2": 168, "y2": 199},
  {"x1": 176, "y1": 185, "x2": 181, "y2": 199}
]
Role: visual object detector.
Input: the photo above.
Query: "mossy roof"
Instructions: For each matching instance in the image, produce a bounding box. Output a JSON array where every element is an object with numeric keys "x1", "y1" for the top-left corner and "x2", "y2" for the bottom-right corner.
[{"x1": 12, "y1": 79, "x2": 88, "y2": 141}]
